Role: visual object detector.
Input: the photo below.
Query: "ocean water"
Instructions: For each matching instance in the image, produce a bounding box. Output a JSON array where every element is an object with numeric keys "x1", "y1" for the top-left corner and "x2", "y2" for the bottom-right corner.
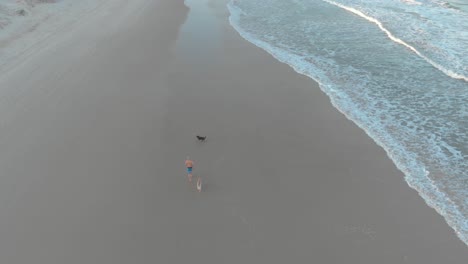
[{"x1": 228, "y1": 0, "x2": 468, "y2": 245}]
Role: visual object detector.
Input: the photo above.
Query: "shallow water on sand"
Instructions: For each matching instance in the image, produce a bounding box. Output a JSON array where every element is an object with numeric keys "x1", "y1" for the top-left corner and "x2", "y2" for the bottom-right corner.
[{"x1": 228, "y1": 0, "x2": 468, "y2": 245}]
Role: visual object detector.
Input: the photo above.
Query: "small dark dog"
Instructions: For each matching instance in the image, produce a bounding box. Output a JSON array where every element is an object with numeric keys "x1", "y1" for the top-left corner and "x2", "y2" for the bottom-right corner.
[{"x1": 196, "y1": 135, "x2": 207, "y2": 142}]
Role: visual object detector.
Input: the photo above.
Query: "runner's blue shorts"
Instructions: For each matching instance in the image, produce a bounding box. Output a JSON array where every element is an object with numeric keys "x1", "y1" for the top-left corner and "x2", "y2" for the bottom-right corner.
[{"x1": 187, "y1": 167, "x2": 193, "y2": 174}]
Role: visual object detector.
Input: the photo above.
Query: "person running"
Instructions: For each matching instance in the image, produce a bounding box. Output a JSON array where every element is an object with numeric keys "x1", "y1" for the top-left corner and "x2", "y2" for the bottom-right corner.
[{"x1": 185, "y1": 156, "x2": 194, "y2": 182}]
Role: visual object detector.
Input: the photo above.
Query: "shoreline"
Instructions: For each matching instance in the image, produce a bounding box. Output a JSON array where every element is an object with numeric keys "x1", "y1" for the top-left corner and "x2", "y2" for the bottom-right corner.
[
  {"x1": 227, "y1": 0, "x2": 468, "y2": 246},
  {"x1": 0, "y1": 0, "x2": 466, "y2": 263},
  {"x1": 166, "y1": 0, "x2": 468, "y2": 262}
]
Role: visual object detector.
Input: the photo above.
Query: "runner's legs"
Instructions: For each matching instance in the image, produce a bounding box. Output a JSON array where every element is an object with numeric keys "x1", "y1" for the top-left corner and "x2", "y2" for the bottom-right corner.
[{"x1": 187, "y1": 167, "x2": 193, "y2": 182}]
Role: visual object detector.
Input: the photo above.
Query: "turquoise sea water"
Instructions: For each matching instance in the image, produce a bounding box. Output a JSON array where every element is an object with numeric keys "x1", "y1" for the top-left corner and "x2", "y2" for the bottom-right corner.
[{"x1": 228, "y1": 0, "x2": 468, "y2": 245}]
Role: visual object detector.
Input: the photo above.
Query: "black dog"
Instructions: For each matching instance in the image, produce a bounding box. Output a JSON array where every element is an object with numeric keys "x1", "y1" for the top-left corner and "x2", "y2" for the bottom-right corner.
[{"x1": 196, "y1": 135, "x2": 207, "y2": 142}]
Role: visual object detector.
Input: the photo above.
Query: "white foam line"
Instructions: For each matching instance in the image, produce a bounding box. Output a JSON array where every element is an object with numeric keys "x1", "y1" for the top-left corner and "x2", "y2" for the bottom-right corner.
[
  {"x1": 322, "y1": 0, "x2": 468, "y2": 82},
  {"x1": 227, "y1": 1, "x2": 468, "y2": 246}
]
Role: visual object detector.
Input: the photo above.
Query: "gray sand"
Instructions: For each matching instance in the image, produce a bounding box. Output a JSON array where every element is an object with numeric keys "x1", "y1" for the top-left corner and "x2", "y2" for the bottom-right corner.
[{"x1": 0, "y1": 0, "x2": 466, "y2": 263}]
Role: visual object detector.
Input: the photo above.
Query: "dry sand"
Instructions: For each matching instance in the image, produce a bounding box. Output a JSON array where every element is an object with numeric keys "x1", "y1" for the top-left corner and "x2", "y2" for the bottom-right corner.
[{"x1": 0, "y1": 0, "x2": 466, "y2": 263}]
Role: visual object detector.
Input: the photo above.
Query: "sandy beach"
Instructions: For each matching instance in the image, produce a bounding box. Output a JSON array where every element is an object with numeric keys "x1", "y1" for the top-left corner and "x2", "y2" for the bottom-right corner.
[{"x1": 0, "y1": 0, "x2": 466, "y2": 263}]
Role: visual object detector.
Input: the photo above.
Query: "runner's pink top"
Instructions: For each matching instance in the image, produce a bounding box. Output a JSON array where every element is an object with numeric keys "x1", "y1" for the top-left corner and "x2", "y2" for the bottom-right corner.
[{"x1": 185, "y1": 160, "x2": 194, "y2": 168}]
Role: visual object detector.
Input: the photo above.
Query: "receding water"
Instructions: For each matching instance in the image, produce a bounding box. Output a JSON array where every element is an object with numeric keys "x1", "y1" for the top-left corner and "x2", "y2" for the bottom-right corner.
[{"x1": 228, "y1": 0, "x2": 468, "y2": 245}]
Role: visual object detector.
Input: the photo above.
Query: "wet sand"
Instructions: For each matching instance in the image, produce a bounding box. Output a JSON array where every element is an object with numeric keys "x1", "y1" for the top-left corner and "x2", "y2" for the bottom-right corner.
[{"x1": 0, "y1": 0, "x2": 466, "y2": 263}]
